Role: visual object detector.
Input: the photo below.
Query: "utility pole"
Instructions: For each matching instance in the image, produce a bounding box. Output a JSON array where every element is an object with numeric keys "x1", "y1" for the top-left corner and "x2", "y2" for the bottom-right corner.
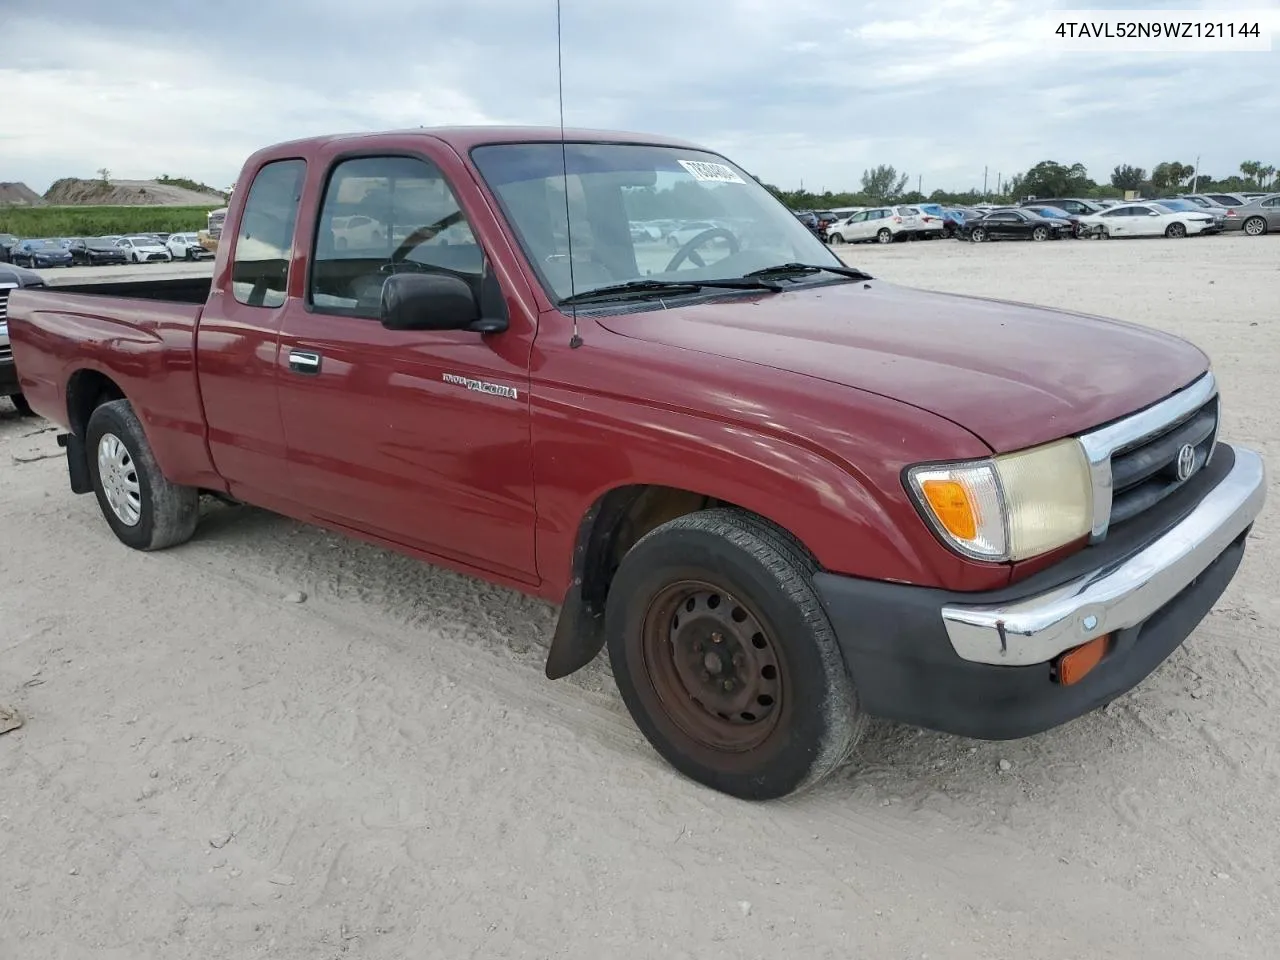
[
  {"x1": 983, "y1": 166, "x2": 988, "y2": 198},
  {"x1": 917, "y1": 174, "x2": 922, "y2": 196},
  {"x1": 1192, "y1": 155, "x2": 1200, "y2": 192},
  {"x1": 997, "y1": 172, "x2": 1002, "y2": 196}
]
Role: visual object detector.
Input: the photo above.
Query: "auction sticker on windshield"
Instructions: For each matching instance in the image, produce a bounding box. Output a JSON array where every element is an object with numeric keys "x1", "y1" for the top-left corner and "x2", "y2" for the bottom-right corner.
[{"x1": 678, "y1": 160, "x2": 747, "y2": 184}]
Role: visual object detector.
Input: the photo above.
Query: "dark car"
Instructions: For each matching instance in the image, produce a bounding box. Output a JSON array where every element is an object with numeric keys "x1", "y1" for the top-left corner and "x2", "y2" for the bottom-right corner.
[
  {"x1": 792, "y1": 210, "x2": 823, "y2": 239},
  {"x1": 0, "y1": 261, "x2": 46, "y2": 415},
  {"x1": 69, "y1": 237, "x2": 130, "y2": 266},
  {"x1": 0, "y1": 233, "x2": 17, "y2": 263},
  {"x1": 960, "y1": 208, "x2": 1070, "y2": 242},
  {"x1": 1020, "y1": 204, "x2": 1089, "y2": 238},
  {"x1": 1018, "y1": 197, "x2": 1106, "y2": 218},
  {"x1": 10, "y1": 238, "x2": 74, "y2": 268}
]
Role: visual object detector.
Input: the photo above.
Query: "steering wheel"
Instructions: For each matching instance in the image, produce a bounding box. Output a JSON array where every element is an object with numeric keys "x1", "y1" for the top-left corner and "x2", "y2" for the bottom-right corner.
[{"x1": 664, "y1": 227, "x2": 740, "y2": 272}]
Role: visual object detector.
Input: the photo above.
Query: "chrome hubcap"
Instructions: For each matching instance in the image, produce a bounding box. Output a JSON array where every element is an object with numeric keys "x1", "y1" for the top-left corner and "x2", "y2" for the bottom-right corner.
[
  {"x1": 1246, "y1": 219, "x2": 1263, "y2": 235},
  {"x1": 97, "y1": 432, "x2": 142, "y2": 526}
]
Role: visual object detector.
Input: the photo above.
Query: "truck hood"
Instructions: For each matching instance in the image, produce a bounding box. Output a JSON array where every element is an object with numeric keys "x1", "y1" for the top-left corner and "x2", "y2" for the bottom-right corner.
[{"x1": 593, "y1": 279, "x2": 1209, "y2": 453}]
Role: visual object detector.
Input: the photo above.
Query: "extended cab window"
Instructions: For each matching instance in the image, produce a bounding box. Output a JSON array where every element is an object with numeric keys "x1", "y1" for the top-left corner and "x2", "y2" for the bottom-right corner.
[
  {"x1": 232, "y1": 158, "x2": 306, "y2": 308},
  {"x1": 310, "y1": 155, "x2": 482, "y2": 318}
]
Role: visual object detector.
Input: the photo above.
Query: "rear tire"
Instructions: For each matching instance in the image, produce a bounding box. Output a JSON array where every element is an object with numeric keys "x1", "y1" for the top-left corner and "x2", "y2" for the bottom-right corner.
[
  {"x1": 876, "y1": 228, "x2": 892, "y2": 244},
  {"x1": 85, "y1": 399, "x2": 200, "y2": 551},
  {"x1": 970, "y1": 227, "x2": 987, "y2": 242},
  {"x1": 1243, "y1": 216, "x2": 1267, "y2": 236},
  {"x1": 605, "y1": 508, "x2": 865, "y2": 800},
  {"x1": 8, "y1": 394, "x2": 34, "y2": 417}
]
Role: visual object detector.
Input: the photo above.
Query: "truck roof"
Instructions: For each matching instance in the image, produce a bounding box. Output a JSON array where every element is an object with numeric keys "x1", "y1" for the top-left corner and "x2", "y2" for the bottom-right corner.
[{"x1": 249, "y1": 125, "x2": 707, "y2": 161}]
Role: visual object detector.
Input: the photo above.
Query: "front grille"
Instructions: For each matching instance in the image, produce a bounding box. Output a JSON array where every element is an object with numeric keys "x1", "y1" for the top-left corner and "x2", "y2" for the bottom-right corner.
[
  {"x1": 1108, "y1": 395, "x2": 1218, "y2": 526},
  {"x1": 0, "y1": 287, "x2": 9, "y2": 322},
  {"x1": 1079, "y1": 373, "x2": 1220, "y2": 540}
]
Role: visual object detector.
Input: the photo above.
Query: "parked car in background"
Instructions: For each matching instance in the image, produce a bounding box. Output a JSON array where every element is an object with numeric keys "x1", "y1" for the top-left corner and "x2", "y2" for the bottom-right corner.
[
  {"x1": 1019, "y1": 197, "x2": 1106, "y2": 217},
  {"x1": 1020, "y1": 204, "x2": 1088, "y2": 238},
  {"x1": 0, "y1": 234, "x2": 15, "y2": 263},
  {"x1": 166, "y1": 232, "x2": 216, "y2": 260},
  {"x1": 1150, "y1": 199, "x2": 1225, "y2": 232},
  {"x1": 68, "y1": 237, "x2": 130, "y2": 266},
  {"x1": 1177, "y1": 194, "x2": 1230, "y2": 213},
  {"x1": 1222, "y1": 194, "x2": 1280, "y2": 236},
  {"x1": 115, "y1": 235, "x2": 173, "y2": 263},
  {"x1": 0, "y1": 260, "x2": 46, "y2": 415},
  {"x1": 1184, "y1": 192, "x2": 1251, "y2": 208},
  {"x1": 905, "y1": 204, "x2": 945, "y2": 239},
  {"x1": 9, "y1": 239, "x2": 74, "y2": 268},
  {"x1": 826, "y1": 206, "x2": 911, "y2": 244},
  {"x1": 961, "y1": 209, "x2": 1070, "y2": 242},
  {"x1": 939, "y1": 208, "x2": 969, "y2": 237},
  {"x1": 1077, "y1": 202, "x2": 1217, "y2": 239}
]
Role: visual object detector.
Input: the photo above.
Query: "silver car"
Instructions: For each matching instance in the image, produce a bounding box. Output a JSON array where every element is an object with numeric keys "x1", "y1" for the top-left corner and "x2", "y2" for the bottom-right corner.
[{"x1": 1222, "y1": 194, "x2": 1280, "y2": 236}]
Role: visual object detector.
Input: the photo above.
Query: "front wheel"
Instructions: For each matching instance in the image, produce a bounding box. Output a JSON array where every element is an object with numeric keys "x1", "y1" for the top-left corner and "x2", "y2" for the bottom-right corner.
[
  {"x1": 86, "y1": 399, "x2": 200, "y2": 551},
  {"x1": 876, "y1": 228, "x2": 892, "y2": 244},
  {"x1": 605, "y1": 509, "x2": 865, "y2": 800},
  {"x1": 1032, "y1": 226, "x2": 1049, "y2": 241},
  {"x1": 830, "y1": 233, "x2": 844, "y2": 244},
  {"x1": 8, "y1": 394, "x2": 34, "y2": 417},
  {"x1": 1165, "y1": 222, "x2": 1187, "y2": 238}
]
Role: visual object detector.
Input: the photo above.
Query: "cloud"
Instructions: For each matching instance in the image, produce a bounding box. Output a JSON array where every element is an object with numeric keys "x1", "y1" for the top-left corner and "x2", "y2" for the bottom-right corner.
[{"x1": 1, "y1": 0, "x2": 1278, "y2": 197}]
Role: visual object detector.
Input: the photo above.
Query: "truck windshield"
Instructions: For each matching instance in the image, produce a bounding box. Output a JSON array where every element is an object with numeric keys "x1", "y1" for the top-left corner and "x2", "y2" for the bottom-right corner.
[{"x1": 470, "y1": 142, "x2": 843, "y2": 302}]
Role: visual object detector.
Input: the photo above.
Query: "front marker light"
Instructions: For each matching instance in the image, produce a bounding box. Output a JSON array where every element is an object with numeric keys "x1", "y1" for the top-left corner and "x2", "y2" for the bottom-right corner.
[{"x1": 908, "y1": 438, "x2": 1094, "y2": 563}]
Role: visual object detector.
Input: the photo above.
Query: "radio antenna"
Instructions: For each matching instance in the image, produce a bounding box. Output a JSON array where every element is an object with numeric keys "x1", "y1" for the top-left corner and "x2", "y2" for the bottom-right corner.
[{"x1": 556, "y1": 0, "x2": 583, "y2": 348}]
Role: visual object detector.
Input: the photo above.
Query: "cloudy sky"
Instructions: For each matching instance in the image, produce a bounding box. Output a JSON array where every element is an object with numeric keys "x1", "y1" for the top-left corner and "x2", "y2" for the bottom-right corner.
[{"x1": 3, "y1": 0, "x2": 1278, "y2": 196}]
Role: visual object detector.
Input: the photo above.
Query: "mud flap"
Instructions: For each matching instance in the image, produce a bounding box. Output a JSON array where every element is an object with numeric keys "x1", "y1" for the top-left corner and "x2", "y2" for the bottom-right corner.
[
  {"x1": 57, "y1": 432, "x2": 93, "y2": 494},
  {"x1": 545, "y1": 585, "x2": 607, "y2": 680}
]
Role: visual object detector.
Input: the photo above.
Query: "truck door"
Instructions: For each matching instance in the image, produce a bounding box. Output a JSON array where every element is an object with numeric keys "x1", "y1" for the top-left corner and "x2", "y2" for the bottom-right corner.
[
  {"x1": 196, "y1": 157, "x2": 305, "y2": 502},
  {"x1": 274, "y1": 148, "x2": 538, "y2": 583}
]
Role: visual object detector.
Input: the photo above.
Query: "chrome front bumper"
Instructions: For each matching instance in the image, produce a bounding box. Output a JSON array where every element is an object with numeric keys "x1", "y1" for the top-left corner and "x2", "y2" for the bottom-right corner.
[{"x1": 942, "y1": 443, "x2": 1266, "y2": 666}]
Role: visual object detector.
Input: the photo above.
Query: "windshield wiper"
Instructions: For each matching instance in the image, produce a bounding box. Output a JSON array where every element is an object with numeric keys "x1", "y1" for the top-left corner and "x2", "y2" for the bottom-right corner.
[
  {"x1": 558, "y1": 277, "x2": 782, "y2": 306},
  {"x1": 742, "y1": 262, "x2": 873, "y2": 281}
]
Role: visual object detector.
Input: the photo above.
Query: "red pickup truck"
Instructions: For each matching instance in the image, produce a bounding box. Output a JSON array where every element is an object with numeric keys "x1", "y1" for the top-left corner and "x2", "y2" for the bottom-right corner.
[{"x1": 8, "y1": 127, "x2": 1266, "y2": 799}]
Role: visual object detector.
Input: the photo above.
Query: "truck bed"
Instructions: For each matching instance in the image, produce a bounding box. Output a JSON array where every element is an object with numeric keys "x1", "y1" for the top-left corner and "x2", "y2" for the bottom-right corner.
[{"x1": 7, "y1": 283, "x2": 221, "y2": 490}]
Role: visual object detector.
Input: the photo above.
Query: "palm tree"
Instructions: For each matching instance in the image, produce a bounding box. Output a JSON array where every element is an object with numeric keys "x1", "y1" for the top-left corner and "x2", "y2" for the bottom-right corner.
[
  {"x1": 1260, "y1": 165, "x2": 1277, "y2": 190},
  {"x1": 1240, "y1": 161, "x2": 1262, "y2": 188}
]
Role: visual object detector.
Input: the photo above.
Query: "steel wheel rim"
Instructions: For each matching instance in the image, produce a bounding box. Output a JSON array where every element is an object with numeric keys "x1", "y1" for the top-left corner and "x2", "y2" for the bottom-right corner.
[
  {"x1": 97, "y1": 432, "x2": 142, "y2": 526},
  {"x1": 640, "y1": 580, "x2": 785, "y2": 753},
  {"x1": 972, "y1": 229, "x2": 985, "y2": 242},
  {"x1": 1245, "y1": 218, "x2": 1263, "y2": 236}
]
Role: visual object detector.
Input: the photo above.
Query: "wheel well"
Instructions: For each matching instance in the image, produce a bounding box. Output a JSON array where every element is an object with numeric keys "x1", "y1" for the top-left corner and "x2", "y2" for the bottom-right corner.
[
  {"x1": 543, "y1": 484, "x2": 817, "y2": 679},
  {"x1": 67, "y1": 370, "x2": 126, "y2": 436}
]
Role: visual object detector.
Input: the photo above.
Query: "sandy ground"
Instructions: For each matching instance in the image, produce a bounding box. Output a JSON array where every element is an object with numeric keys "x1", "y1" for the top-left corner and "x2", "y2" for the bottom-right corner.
[{"x1": 2, "y1": 233, "x2": 1278, "y2": 959}]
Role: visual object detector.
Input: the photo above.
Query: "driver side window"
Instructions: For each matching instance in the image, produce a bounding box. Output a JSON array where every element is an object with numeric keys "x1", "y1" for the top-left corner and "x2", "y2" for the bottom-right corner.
[{"x1": 310, "y1": 155, "x2": 482, "y2": 319}]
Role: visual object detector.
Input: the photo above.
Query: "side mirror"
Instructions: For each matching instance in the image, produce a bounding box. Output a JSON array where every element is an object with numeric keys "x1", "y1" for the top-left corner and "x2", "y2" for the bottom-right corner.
[{"x1": 380, "y1": 272, "x2": 498, "y2": 333}]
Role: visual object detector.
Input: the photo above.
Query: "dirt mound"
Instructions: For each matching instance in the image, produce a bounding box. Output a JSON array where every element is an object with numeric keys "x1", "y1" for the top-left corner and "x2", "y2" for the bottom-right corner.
[
  {"x1": 0, "y1": 182, "x2": 44, "y2": 206},
  {"x1": 42, "y1": 178, "x2": 226, "y2": 206}
]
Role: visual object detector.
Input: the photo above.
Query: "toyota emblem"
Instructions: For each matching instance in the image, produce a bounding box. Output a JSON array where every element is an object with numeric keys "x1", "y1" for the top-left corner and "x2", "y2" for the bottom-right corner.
[{"x1": 1175, "y1": 443, "x2": 1197, "y2": 481}]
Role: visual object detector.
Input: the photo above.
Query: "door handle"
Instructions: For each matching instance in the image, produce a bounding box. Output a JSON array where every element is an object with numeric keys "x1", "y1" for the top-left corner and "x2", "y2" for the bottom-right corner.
[{"x1": 288, "y1": 350, "x2": 322, "y2": 374}]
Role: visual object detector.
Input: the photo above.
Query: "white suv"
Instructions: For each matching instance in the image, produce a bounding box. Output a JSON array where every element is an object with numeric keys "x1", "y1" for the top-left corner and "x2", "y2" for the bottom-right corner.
[{"x1": 827, "y1": 206, "x2": 913, "y2": 244}]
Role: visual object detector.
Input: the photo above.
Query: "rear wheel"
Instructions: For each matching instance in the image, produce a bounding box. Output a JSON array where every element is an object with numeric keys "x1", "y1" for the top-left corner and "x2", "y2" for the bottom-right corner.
[
  {"x1": 1243, "y1": 216, "x2": 1267, "y2": 236},
  {"x1": 8, "y1": 394, "x2": 34, "y2": 417},
  {"x1": 1165, "y1": 222, "x2": 1187, "y2": 238},
  {"x1": 970, "y1": 227, "x2": 988, "y2": 242},
  {"x1": 605, "y1": 509, "x2": 864, "y2": 800},
  {"x1": 85, "y1": 399, "x2": 200, "y2": 551}
]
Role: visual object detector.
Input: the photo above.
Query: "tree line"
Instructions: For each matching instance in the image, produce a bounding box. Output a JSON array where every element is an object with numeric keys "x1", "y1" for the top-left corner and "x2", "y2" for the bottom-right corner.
[{"x1": 758, "y1": 159, "x2": 1278, "y2": 210}]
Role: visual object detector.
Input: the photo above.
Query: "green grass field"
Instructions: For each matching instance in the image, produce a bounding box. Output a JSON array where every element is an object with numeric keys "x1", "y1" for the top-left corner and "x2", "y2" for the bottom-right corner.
[{"x1": 0, "y1": 205, "x2": 221, "y2": 238}]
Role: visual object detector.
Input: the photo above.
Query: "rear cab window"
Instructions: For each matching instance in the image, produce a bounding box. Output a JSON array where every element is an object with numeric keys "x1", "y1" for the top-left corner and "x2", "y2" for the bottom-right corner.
[{"x1": 231, "y1": 158, "x2": 307, "y2": 308}]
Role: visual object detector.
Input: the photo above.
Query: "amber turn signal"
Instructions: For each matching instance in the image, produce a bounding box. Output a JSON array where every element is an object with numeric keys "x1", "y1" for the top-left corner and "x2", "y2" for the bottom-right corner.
[{"x1": 1055, "y1": 634, "x2": 1111, "y2": 686}]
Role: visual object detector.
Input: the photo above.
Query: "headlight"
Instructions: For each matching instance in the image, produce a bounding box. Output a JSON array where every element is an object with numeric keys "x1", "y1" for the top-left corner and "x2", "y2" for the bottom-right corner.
[{"x1": 906, "y1": 438, "x2": 1093, "y2": 562}]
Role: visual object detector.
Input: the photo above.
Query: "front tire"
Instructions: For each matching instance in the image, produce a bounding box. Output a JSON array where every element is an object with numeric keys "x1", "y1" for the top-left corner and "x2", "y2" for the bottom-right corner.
[
  {"x1": 876, "y1": 228, "x2": 892, "y2": 244},
  {"x1": 1165, "y1": 222, "x2": 1187, "y2": 238},
  {"x1": 85, "y1": 399, "x2": 200, "y2": 551},
  {"x1": 8, "y1": 394, "x2": 34, "y2": 417},
  {"x1": 1032, "y1": 226, "x2": 1049, "y2": 241},
  {"x1": 830, "y1": 233, "x2": 844, "y2": 244},
  {"x1": 605, "y1": 509, "x2": 864, "y2": 800}
]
